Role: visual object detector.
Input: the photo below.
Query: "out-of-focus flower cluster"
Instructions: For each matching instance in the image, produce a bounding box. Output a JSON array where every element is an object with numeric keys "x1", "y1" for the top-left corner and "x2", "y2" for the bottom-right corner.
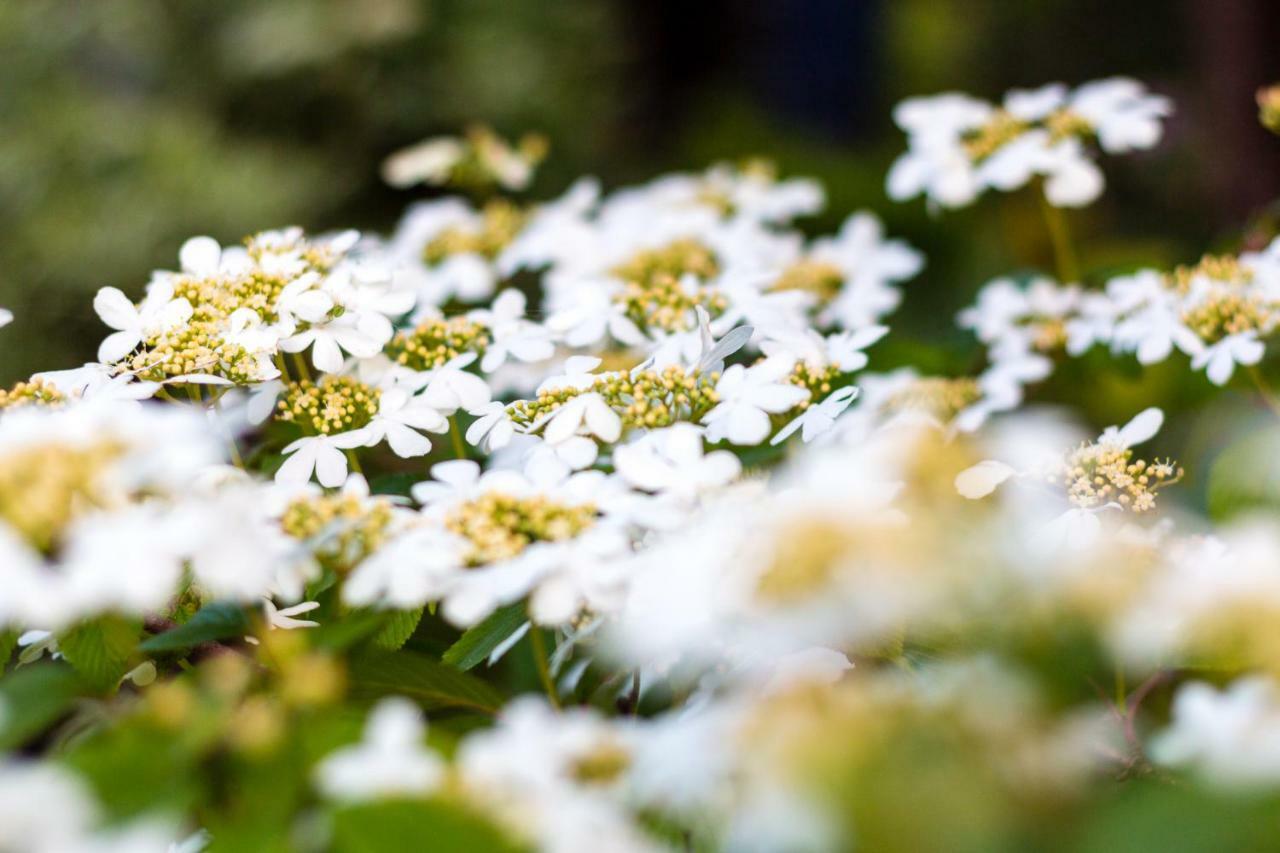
[{"x1": 4, "y1": 81, "x2": 1280, "y2": 853}]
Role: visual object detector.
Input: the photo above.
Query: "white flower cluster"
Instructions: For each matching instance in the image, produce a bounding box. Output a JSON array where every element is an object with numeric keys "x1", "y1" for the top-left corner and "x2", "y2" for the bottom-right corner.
[
  {"x1": 12, "y1": 75, "x2": 1280, "y2": 852},
  {"x1": 888, "y1": 78, "x2": 1170, "y2": 208},
  {"x1": 960, "y1": 239, "x2": 1280, "y2": 390}
]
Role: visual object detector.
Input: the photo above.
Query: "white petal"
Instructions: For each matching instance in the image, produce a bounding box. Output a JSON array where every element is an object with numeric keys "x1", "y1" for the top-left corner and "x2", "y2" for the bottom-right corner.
[{"x1": 955, "y1": 460, "x2": 1016, "y2": 499}]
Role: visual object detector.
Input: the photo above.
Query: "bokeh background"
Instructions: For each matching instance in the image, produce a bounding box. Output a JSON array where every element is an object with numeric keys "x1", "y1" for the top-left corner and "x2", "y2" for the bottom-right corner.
[{"x1": 3, "y1": 0, "x2": 1280, "y2": 512}]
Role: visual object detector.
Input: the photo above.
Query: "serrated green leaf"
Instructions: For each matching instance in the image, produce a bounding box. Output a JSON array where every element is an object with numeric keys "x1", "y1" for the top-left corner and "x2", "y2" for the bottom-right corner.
[
  {"x1": 330, "y1": 799, "x2": 526, "y2": 853},
  {"x1": 0, "y1": 663, "x2": 84, "y2": 749},
  {"x1": 59, "y1": 616, "x2": 140, "y2": 691},
  {"x1": 370, "y1": 608, "x2": 424, "y2": 651},
  {"x1": 1207, "y1": 426, "x2": 1280, "y2": 521},
  {"x1": 348, "y1": 650, "x2": 505, "y2": 714},
  {"x1": 442, "y1": 603, "x2": 528, "y2": 671},
  {"x1": 139, "y1": 602, "x2": 250, "y2": 653},
  {"x1": 312, "y1": 609, "x2": 389, "y2": 651}
]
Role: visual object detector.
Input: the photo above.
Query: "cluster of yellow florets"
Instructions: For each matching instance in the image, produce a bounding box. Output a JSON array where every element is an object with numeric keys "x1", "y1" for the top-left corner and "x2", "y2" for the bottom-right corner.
[
  {"x1": 422, "y1": 199, "x2": 526, "y2": 265},
  {"x1": 611, "y1": 239, "x2": 726, "y2": 332},
  {"x1": 281, "y1": 492, "x2": 394, "y2": 571},
  {"x1": 883, "y1": 377, "x2": 982, "y2": 421},
  {"x1": 508, "y1": 365, "x2": 721, "y2": 432},
  {"x1": 1050, "y1": 442, "x2": 1182, "y2": 512},
  {"x1": 129, "y1": 322, "x2": 257, "y2": 383},
  {"x1": 0, "y1": 441, "x2": 124, "y2": 554},
  {"x1": 444, "y1": 492, "x2": 597, "y2": 565},
  {"x1": 277, "y1": 377, "x2": 380, "y2": 435},
  {"x1": 0, "y1": 378, "x2": 65, "y2": 411},
  {"x1": 386, "y1": 316, "x2": 490, "y2": 372},
  {"x1": 1180, "y1": 291, "x2": 1273, "y2": 343},
  {"x1": 1168, "y1": 254, "x2": 1253, "y2": 293},
  {"x1": 787, "y1": 361, "x2": 844, "y2": 408},
  {"x1": 770, "y1": 260, "x2": 845, "y2": 303},
  {"x1": 963, "y1": 108, "x2": 1092, "y2": 163}
]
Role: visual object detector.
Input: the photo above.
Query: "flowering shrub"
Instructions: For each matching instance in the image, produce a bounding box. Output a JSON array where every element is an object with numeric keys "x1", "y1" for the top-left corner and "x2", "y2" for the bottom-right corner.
[{"x1": 4, "y1": 83, "x2": 1280, "y2": 852}]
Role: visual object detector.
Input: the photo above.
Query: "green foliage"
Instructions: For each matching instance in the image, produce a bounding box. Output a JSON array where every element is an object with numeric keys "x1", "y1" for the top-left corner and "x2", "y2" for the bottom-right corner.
[
  {"x1": 330, "y1": 799, "x2": 527, "y2": 853},
  {"x1": 58, "y1": 616, "x2": 141, "y2": 692},
  {"x1": 0, "y1": 630, "x2": 16, "y2": 669},
  {"x1": 347, "y1": 650, "x2": 505, "y2": 714},
  {"x1": 442, "y1": 603, "x2": 528, "y2": 671},
  {"x1": 140, "y1": 603, "x2": 251, "y2": 653},
  {"x1": 0, "y1": 662, "x2": 84, "y2": 750},
  {"x1": 370, "y1": 608, "x2": 425, "y2": 652},
  {"x1": 1207, "y1": 425, "x2": 1280, "y2": 521}
]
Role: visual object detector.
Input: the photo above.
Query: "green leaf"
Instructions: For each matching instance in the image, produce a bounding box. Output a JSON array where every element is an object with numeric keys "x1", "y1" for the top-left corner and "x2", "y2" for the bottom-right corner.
[
  {"x1": 0, "y1": 663, "x2": 84, "y2": 749},
  {"x1": 1207, "y1": 426, "x2": 1280, "y2": 520},
  {"x1": 330, "y1": 799, "x2": 526, "y2": 853},
  {"x1": 0, "y1": 630, "x2": 16, "y2": 669},
  {"x1": 59, "y1": 616, "x2": 140, "y2": 691},
  {"x1": 312, "y1": 609, "x2": 390, "y2": 651},
  {"x1": 348, "y1": 650, "x2": 505, "y2": 714},
  {"x1": 139, "y1": 602, "x2": 250, "y2": 653},
  {"x1": 442, "y1": 603, "x2": 528, "y2": 671},
  {"x1": 370, "y1": 608, "x2": 425, "y2": 652}
]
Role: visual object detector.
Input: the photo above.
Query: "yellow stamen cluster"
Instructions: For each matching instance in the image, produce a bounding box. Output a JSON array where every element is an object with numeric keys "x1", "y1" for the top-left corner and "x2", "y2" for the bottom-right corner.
[
  {"x1": 883, "y1": 377, "x2": 981, "y2": 422},
  {"x1": 422, "y1": 199, "x2": 526, "y2": 265},
  {"x1": 1180, "y1": 291, "x2": 1273, "y2": 343},
  {"x1": 611, "y1": 239, "x2": 726, "y2": 332},
  {"x1": 1044, "y1": 109, "x2": 1093, "y2": 142},
  {"x1": 444, "y1": 492, "x2": 597, "y2": 565},
  {"x1": 963, "y1": 111, "x2": 1031, "y2": 161},
  {"x1": 1049, "y1": 442, "x2": 1182, "y2": 512},
  {"x1": 569, "y1": 742, "x2": 632, "y2": 785},
  {"x1": 128, "y1": 321, "x2": 257, "y2": 384},
  {"x1": 277, "y1": 377, "x2": 380, "y2": 435},
  {"x1": 246, "y1": 232, "x2": 345, "y2": 275},
  {"x1": 507, "y1": 366, "x2": 720, "y2": 432},
  {"x1": 964, "y1": 108, "x2": 1094, "y2": 162},
  {"x1": 281, "y1": 493, "x2": 394, "y2": 571},
  {"x1": 1027, "y1": 317, "x2": 1069, "y2": 353},
  {"x1": 0, "y1": 441, "x2": 124, "y2": 554},
  {"x1": 0, "y1": 378, "x2": 65, "y2": 411},
  {"x1": 787, "y1": 361, "x2": 842, "y2": 409},
  {"x1": 770, "y1": 260, "x2": 845, "y2": 303},
  {"x1": 386, "y1": 317, "x2": 491, "y2": 372},
  {"x1": 1168, "y1": 254, "x2": 1253, "y2": 293},
  {"x1": 755, "y1": 518, "x2": 854, "y2": 604}
]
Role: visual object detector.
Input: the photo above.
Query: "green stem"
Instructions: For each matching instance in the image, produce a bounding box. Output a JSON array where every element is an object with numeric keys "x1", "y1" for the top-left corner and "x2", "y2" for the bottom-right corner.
[
  {"x1": 210, "y1": 393, "x2": 245, "y2": 470},
  {"x1": 1247, "y1": 365, "x2": 1280, "y2": 420},
  {"x1": 291, "y1": 353, "x2": 313, "y2": 384},
  {"x1": 449, "y1": 416, "x2": 469, "y2": 460},
  {"x1": 344, "y1": 449, "x2": 364, "y2": 477},
  {"x1": 529, "y1": 627, "x2": 561, "y2": 710},
  {"x1": 274, "y1": 353, "x2": 291, "y2": 382},
  {"x1": 1039, "y1": 194, "x2": 1080, "y2": 284}
]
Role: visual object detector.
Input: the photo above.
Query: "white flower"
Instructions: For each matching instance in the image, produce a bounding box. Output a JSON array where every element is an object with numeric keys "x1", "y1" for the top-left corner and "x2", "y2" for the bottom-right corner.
[
  {"x1": 281, "y1": 316, "x2": 385, "y2": 374},
  {"x1": 469, "y1": 290, "x2": 555, "y2": 372},
  {"x1": 1152, "y1": 676, "x2": 1280, "y2": 788},
  {"x1": 315, "y1": 699, "x2": 446, "y2": 801},
  {"x1": 419, "y1": 354, "x2": 493, "y2": 414},
  {"x1": 702, "y1": 357, "x2": 810, "y2": 445},
  {"x1": 539, "y1": 392, "x2": 623, "y2": 446},
  {"x1": 771, "y1": 385, "x2": 859, "y2": 445},
  {"x1": 465, "y1": 401, "x2": 517, "y2": 452},
  {"x1": 1185, "y1": 330, "x2": 1266, "y2": 386},
  {"x1": 275, "y1": 432, "x2": 370, "y2": 489},
  {"x1": 1070, "y1": 77, "x2": 1172, "y2": 153},
  {"x1": 614, "y1": 424, "x2": 741, "y2": 499},
  {"x1": 0, "y1": 307, "x2": 12, "y2": 329},
  {"x1": 93, "y1": 281, "x2": 192, "y2": 364},
  {"x1": 365, "y1": 388, "x2": 449, "y2": 457},
  {"x1": 263, "y1": 599, "x2": 320, "y2": 630},
  {"x1": 382, "y1": 137, "x2": 466, "y2": 188}
]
